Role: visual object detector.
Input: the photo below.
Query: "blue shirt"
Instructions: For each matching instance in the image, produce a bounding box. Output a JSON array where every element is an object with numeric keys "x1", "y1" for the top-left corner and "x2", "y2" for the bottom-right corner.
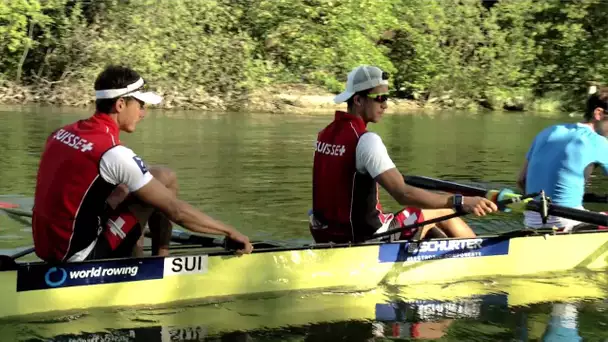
[{"x1": 525, "y1": 123, "x2": 608, "y2": 208}]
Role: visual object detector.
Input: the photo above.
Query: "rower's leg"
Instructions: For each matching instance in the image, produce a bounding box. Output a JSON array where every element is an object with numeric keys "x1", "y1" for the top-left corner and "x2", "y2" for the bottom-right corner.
[
  {"x1": 140, "y1": 165, "x2": 177, "y2": 257},
  {"x1": 106, "y1": 165, "x2": 177, "y2": 257},
  {"x1": 420, "y1": 209, "x2": 476, "y2": 238}
]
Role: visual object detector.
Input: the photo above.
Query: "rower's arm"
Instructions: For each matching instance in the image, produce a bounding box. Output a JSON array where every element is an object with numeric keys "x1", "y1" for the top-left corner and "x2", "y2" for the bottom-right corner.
[
  {"x1": 516, "y1": 159, "x2": 528, "y2": 192},
  {"x1": 99, "y1": 145, "x2": 250, "y2": 243},
  {"x1": 132, "y1": 179, "x2": 239, "y2": 237},
  {"x1": 355, "y1": 133, "x2": 453, "y2": 209},
  {"x1": 376, "y1": 168, "x2": 453, "y2": 209}
]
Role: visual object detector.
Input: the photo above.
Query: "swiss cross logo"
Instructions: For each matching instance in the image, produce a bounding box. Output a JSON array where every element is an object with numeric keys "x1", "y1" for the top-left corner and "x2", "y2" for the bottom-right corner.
[
  {"x1": 80, "y1": 142, "x2": 93, "y2": 152},
  {"x1": 132, "y1": 156, "x2": 149, "y2": 174}
]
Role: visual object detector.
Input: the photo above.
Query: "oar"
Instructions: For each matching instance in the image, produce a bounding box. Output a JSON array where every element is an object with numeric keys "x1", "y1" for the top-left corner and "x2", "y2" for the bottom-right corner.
[
  {"x1": 404, "y1": 175, "x2": 608, "y2": 204},
  {"x1": 403, "y1": 175, "x2": 608, "y2": 227},
  {"x1": 0, "y1": 203, "x2": 249, "y2": 255},
  {"x1": 370, "y1": 192, "x2": 540, "y2": 240}
]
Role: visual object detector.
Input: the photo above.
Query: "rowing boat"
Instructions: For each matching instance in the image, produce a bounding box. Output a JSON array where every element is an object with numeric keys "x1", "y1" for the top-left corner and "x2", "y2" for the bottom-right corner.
[
  {"x1": 1, "y1": 226, "x2": 608, "y2": 319},
  {"x1": 2, "y1": 175, "x2": 608, "y2": 320}
]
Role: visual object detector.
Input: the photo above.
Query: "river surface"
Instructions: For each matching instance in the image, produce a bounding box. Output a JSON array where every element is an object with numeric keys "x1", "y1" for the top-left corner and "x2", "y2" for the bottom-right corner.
[{"x1": 0, "y1": 105, "x2": 607, "y2": 341}]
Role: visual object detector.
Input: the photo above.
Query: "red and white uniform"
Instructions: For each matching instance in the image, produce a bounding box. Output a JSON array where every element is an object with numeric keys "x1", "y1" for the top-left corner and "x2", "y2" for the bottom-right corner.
[
  {"x1": 311, "y1": 111, "x2": 423, "y2": 243},
  {"x1": 32, "y1": 113, "x2": 152, "y2": 262}
]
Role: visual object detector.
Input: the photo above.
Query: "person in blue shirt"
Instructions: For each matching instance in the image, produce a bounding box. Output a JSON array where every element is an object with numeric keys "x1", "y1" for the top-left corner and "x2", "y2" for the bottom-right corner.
[{"x1": 517, "y1": 88, "x2": 608, "y2": 231}]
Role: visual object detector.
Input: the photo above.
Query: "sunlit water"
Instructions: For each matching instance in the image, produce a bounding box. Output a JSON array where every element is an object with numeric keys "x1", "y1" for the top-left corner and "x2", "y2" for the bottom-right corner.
[{"x1": 1, "y1": 105, "x2": 607, "y2": 341}]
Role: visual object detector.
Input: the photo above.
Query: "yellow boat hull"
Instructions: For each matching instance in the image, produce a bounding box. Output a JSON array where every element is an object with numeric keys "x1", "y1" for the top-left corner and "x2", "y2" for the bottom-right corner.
[{"x1": 2, "y1": 229, "x2": 608, "y2": 319}]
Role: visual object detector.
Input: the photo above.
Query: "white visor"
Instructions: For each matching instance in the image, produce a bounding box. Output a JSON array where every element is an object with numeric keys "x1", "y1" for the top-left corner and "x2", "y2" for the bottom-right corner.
[
  {"x1": 127, "y1": 91, "x2": 162, "y2": 105},
  {"x1": 95, "y1": 78, "x2": 162, "y2": 105}
]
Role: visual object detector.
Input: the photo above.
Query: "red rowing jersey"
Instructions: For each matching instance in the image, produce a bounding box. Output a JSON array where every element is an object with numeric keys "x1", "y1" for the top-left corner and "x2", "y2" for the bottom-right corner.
[
  {"x1": 311, "y1": 111, "x2": 393, "y2": 242},
  {"x1": 32, "y1": 113, "x2": 153, "y2": 262}
]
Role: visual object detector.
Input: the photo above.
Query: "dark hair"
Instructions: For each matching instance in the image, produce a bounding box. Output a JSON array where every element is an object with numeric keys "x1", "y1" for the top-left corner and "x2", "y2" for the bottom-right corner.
[
  {"x1": 585, "y1": 87, "x2": 608, "y2": 121},
  {"x1": 347, "y1": 89, "x2": 373, "y2": 111},
  {"x1": 94, "y1": 65, "x2": 141, "y2": 113}
]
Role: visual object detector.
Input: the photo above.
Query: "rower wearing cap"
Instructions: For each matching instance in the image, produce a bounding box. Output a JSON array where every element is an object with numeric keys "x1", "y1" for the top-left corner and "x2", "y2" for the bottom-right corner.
[
  {"x1": 32, "y1": 65, "x2": 253, "y2": 262},
  {"x1": 310, "y1": 65, "x2": 498, "y2": 243},
  {"x1": 517, "y1": 87, "x2": 608, "y2": 232}
]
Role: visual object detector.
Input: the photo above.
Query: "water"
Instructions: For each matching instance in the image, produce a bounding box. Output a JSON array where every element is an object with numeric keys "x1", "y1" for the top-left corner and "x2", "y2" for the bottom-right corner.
[{"x1": 1, "y1": 105, "x2": 607, "y2": 341}]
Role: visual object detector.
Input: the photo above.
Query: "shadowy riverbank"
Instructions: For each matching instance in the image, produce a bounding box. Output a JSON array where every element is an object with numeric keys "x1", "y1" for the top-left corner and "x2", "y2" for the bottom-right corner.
[{"x1": 0, "y1": 81, "x2": 572, "y2": 115}]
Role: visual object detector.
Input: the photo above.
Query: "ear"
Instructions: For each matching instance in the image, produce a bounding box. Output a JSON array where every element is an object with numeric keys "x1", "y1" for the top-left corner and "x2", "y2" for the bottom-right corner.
[
  {"x1": 354, "y1": 94, "x2": 363, "y2": 107},
  {"x1": 593, "y1": 107, "x2": 605, "y2": 121},
  {"x1": 114, "y1": 97, "x2": 126, "y2": 113}
]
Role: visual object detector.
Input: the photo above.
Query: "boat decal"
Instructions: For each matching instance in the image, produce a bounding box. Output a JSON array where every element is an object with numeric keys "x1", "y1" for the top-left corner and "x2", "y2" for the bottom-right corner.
[
  {"x1": 16, "y1": 258, "x2": 164, "y2": 292},
  {"x1": 378, "y1": 237, "x2": 510, "y2": 263},
  {"x1": 164, "y1": 255, "x2": 208, "y2": 276}
]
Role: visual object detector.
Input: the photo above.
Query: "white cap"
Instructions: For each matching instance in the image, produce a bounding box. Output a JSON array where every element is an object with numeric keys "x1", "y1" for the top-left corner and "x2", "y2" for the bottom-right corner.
[
  {"x1": 94, "y1": 77, "x2": 162, "y2": 105},
  {"x1": 334, "y1": 65, "x2": 389, "y2": 104}
]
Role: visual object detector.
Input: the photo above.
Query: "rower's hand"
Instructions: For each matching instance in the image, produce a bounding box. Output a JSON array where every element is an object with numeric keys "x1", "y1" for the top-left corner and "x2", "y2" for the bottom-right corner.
[
  {"x1": 227, "y1": 230, "x2": 254, "y2": 255},
  {"x1": 462, "y1": 196, "x2": 498, "y2": 216}
]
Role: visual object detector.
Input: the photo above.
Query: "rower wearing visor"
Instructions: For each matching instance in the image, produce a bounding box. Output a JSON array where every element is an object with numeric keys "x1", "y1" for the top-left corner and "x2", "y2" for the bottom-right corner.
[
  {"x1": 310, "y1": 65, "x2": 498, "y2": 243},
  {"x1": 32, "y1": 65, "x2": 253, "y2": 262}
]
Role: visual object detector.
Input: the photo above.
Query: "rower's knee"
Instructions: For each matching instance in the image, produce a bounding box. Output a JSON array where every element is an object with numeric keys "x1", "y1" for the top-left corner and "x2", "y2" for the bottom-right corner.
[{"x1": 150, "y1": 165, "x2": 178, "y2": 195}]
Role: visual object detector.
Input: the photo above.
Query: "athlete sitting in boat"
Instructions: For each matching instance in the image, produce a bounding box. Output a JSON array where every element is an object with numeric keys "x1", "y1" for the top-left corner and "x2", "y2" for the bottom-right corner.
[
  {"x1": 517, "y1": 87, "x2": 608, "y2": 232},
  {"x1": 32, "y1": 65, "x2": 253, "y2": 262},
  {"x1": 310, "y1": 65, "x2": 498, "y2": 243}
]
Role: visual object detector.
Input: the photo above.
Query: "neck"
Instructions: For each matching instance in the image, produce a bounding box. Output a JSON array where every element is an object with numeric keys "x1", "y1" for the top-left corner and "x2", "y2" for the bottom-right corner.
[
  {"x1": 580, "y1": 121, "x2": 594, "y2": 128},
  {"x1": 95, "y1": 111, "x2": 121, "y2": 130},
  {"x1": 346, "y1": 108, "x2": 367, "y2": 124},
  {"x1": 106, "y1": 112, "x2": 120, "y2": 126}
]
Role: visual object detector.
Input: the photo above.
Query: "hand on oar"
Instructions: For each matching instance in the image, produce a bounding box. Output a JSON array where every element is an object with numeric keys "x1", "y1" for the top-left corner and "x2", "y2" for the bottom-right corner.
[
  {"x1": 404, "y1": 175, "x2": 608, "y2": 227},
  {"x1": 462, "y1": 196, "x2": 499, "y2": 216},
  {"x1": 227, "y1": 230, "x2": 254, "y2": 255}
]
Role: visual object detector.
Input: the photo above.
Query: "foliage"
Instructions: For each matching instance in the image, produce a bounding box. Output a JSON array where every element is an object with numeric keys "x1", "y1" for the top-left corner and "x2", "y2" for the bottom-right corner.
[{"x1": 1, "y1": 0, "x2": 608, "y2": 111}]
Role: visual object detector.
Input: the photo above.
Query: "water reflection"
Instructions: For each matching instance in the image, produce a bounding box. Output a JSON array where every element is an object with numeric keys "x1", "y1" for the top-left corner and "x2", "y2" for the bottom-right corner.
[
  {"x1": 17, "y1": 297, "x2": 596, "y2": 342},
  {"x1": 9, "y1": 271, "x2": 608, "y2": 342}
]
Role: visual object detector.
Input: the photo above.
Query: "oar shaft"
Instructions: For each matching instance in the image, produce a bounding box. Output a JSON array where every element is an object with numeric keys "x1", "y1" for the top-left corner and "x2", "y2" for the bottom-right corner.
[
  {"x1": 405, "y1": 175, "x2": 608, "y2": 204},
  {"x1": 1, "y1": 207, "x2": 32, "y2": 218},
  {"x1": 526, "y1": 201, "x2": 608, "y2": 227},
  {"x1": 371, "y1": 211, "x2": 464, "y2": 240},
  {"x1": 404, "y1": 175, "x2": 486, "y2": 197},
  {"x1": 584, "y1": 193, "x2": 608, "y2": 203},
  {"x1": 11, "y1": 247, "x2": 35, "y2": 259}
]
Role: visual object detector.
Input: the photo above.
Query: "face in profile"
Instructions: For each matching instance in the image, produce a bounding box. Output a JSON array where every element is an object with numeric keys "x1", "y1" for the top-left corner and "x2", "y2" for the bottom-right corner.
[
  {"x1": 116, "y1": 97, "x2": 146, "y2": 133},
  {"x1": 356, "y1": 84, "x2": 389, "y2": 123}
]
